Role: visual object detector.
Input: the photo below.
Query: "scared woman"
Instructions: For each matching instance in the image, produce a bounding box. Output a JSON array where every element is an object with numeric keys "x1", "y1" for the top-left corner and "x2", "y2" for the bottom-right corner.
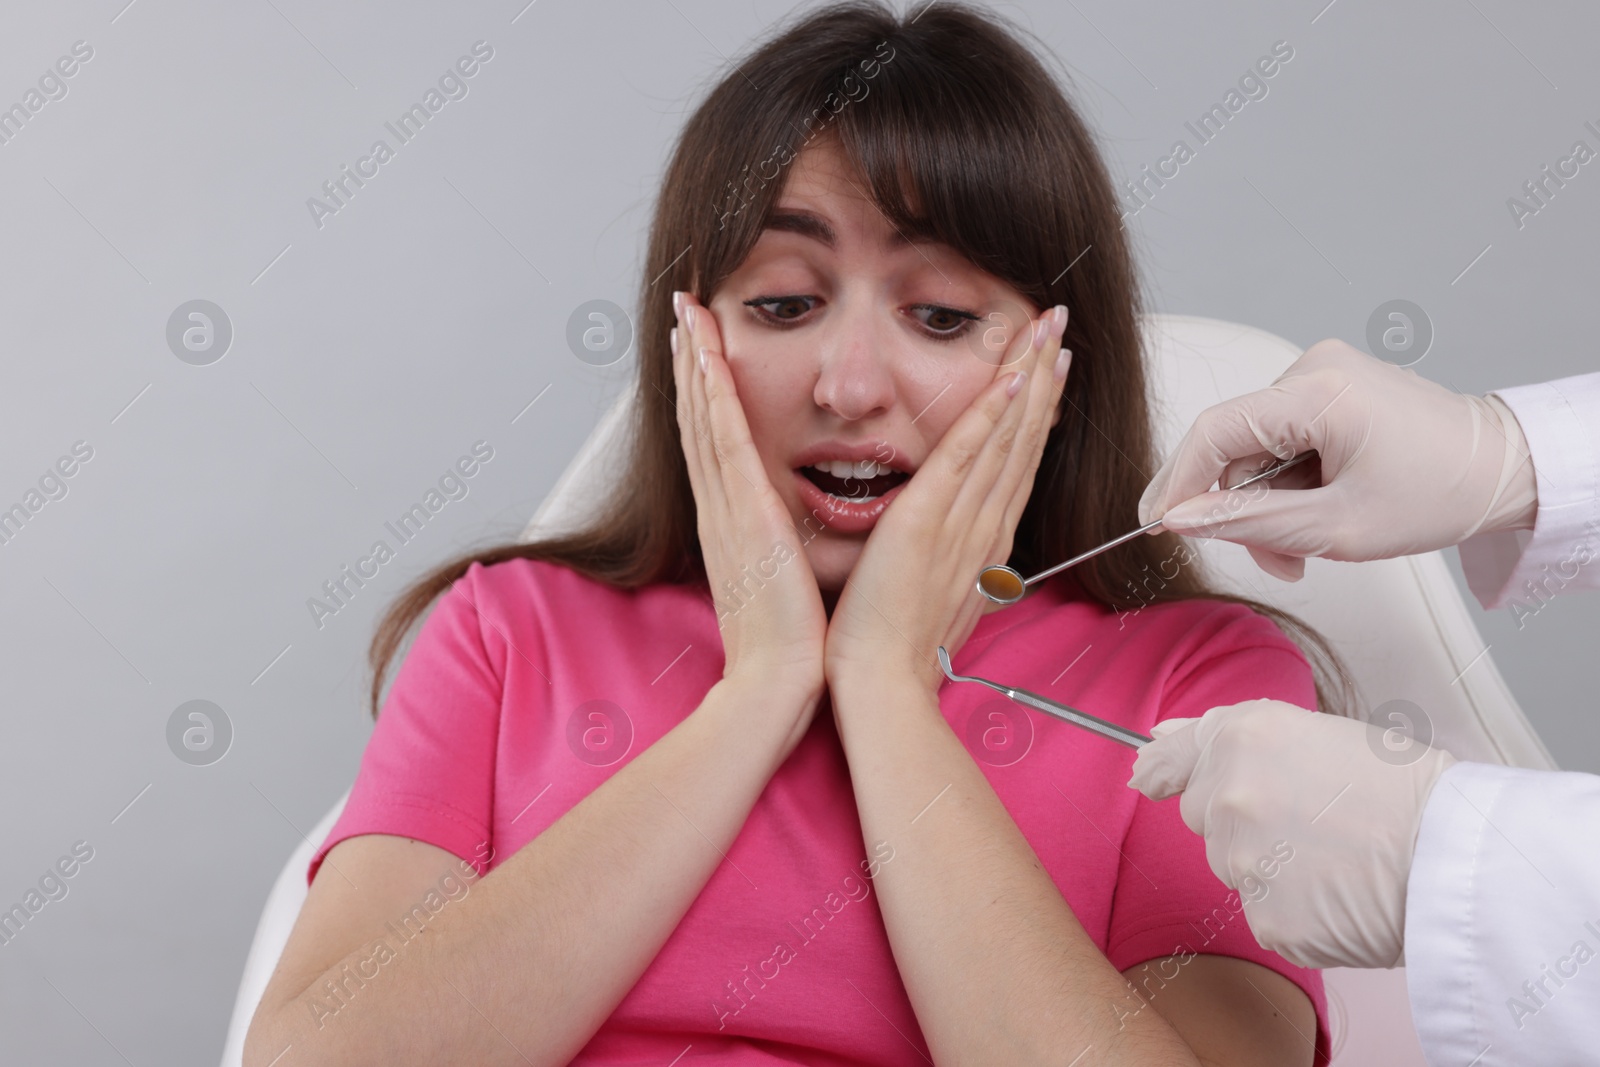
[{"x1": 246, "y1": 3, "x2": 1343, "y2": 1064}]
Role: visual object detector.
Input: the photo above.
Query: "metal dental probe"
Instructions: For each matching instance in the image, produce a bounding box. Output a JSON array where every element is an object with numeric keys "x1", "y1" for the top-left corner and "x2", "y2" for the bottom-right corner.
[{"x1": 936, "y1": 646, "x2": 1152, "y2": 749}]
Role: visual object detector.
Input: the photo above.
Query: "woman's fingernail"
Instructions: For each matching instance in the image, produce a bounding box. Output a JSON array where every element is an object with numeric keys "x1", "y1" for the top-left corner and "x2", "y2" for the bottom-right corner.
[
  {"x1": 1054, "y1": 347, "x2": 1071, "y2": 381},
  {"x1": 1032, "y1": 315, "x2": 1050, "y2": 350},
  {"x1": 685, "y1": 306, "x2": 698, "y2": 333},
  {"x1": 672, "y1": 290, "x2": 684, "y2": 321},
  {"x1": 670, "y1": 328, "x2": 679, "y2": 358},
  {"x1": 697, "y1": 345, "x2": 709, "y2": 373},
  {"x1": 1006, "y1": 370, "x2": 1027, "y2": 398},
  {"x1": 1053, "y1": 304, "x2": 1069, "y2": 337}
]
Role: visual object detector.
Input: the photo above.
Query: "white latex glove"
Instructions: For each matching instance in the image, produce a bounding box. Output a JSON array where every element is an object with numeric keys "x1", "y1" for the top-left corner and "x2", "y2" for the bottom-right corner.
[
  {"x1": 1138, "y1": 338, "x2": 1538, "y2": 581},
  {"x1": 1127, "y1": 699, "x2": 1458, "y2": 970}
]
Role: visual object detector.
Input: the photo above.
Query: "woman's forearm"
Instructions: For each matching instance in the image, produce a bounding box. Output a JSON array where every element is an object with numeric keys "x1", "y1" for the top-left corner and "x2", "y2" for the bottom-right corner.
[
  {"x1": 830, "y1": 670, "x2": 1203, "y2": 1067},
  {"x1": 255, "y1": 675, "x2": 818, "y2": 1067}
]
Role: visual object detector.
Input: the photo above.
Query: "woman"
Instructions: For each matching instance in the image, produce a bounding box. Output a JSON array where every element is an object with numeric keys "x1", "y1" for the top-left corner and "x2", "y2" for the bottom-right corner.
[{"x1": 245, "y1": 3, "x2": 1344, "y2": 1064}]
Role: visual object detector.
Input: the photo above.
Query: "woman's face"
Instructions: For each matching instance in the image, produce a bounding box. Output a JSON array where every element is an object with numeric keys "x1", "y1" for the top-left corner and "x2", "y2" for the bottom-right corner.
[{"x1": 707, "y1": 139, "x2": 1059, "y2": 600}]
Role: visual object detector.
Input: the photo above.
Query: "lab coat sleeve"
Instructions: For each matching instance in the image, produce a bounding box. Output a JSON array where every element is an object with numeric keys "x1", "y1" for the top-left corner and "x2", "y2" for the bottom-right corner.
[
  {"x1": 1457, "y1": 372, "x2": 1600, "y2": 610},
  {"x1": 1404, "y1": 760, "x2": 1600, "y2": 1067}
]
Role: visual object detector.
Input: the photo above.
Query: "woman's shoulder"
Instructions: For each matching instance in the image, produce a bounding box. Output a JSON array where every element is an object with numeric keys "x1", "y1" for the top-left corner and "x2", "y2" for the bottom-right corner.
[
  {"x1": 1139, "y1": 591, "x2": 1286, "y2": 633},
  {"x1": 1128, "y1": 593, "x2": 1293, "y2": 641},
  {"x1": 455, "y1": 554, "x2": 706, "y2": 620},
  {"x1": 1033, "y1": 586, "x2": 1308, "y2": 669},
  {"x1": 463, "y1": 554, "x2": 602, "y2": 594},
  {"x1": 444, "y1": 556, "x2": 718, "y2": 688}
]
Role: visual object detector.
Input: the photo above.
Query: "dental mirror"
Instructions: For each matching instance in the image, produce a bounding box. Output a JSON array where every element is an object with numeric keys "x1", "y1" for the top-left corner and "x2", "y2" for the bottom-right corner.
[{"x1": 976, "y1": 451, "x2": 1316, "y2": 605}]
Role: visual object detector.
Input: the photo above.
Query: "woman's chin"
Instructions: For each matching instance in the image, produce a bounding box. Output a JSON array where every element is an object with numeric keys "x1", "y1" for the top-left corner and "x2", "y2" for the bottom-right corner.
[{"x1": 805, "y1": 539, "x2": 862, "y2": 598}]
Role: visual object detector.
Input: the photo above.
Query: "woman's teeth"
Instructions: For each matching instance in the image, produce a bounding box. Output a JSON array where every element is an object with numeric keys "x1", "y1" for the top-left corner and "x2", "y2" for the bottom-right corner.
[
  {"x1": 801, "y1": 460, "x2": 908, "y2": 504},
  {"x1": 810, "y1": 459, "x2": 890, "y2": 480}
]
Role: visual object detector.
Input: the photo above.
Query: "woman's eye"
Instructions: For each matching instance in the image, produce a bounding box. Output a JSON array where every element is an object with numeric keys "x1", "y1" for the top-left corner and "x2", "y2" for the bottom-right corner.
[
  {"x1": 910, "y1": 303, "x2": 980, "y2": 340},
  {"x1": 744, "y1": 295, "x2": 814, "y2": 327},
  {"x1": 743, "y1": 295, "x2": 979, "y2": 341}
]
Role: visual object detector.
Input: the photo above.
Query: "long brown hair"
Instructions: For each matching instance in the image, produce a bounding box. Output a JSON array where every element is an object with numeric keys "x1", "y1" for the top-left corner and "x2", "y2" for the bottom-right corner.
[{"x1": 365, "y1": 0, "x2": 1352, "y2": 719}]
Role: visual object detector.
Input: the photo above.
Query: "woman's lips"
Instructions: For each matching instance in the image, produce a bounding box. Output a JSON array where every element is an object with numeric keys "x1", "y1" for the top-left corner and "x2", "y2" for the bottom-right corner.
[{"x1": 792, "y1": 469, "x2": 909, "y2": 534}]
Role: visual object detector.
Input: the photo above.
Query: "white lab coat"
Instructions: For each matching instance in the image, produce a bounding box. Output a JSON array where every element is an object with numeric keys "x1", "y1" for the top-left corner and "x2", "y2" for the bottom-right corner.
[{"x1": 1405, "y1": 371, "x2": 1600, "y2": 1067}]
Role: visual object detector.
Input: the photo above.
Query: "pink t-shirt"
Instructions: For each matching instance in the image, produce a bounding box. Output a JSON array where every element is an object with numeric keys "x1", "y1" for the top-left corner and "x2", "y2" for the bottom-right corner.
[{"x1": 310, "y1": 558, "x2": 1332, "y2": 1063}]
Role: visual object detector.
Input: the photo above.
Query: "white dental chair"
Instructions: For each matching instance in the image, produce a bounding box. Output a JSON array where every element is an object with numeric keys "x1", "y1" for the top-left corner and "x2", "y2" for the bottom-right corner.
[{"x1": 219, "y1": 313, "x2": 1557, "y2": 1066}]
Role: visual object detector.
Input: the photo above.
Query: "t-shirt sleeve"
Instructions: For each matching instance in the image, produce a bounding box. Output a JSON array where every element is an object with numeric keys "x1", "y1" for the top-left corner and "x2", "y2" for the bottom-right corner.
[
  {"x1": 1106, "y1": 608, "x2": 1332, "y2": 1064},
  {"x1": 306, "y1": 562, "x2": 505, "y2": 886}
]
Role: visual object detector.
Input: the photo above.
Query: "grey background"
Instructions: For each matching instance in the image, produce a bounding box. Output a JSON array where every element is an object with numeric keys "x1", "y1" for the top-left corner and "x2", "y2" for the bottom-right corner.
[{"x1": 0, "y1": 0, "x2": 1593, "y2": 1062}]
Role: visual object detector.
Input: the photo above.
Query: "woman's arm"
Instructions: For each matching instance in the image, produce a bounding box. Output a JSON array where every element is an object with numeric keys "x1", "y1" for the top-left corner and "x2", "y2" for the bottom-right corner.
[
  {"x1": 244, "y1": 673, "x2": 817, "y2": 1067},
  {"x1": 830, "y1": 668, "x2": 1312, "y2": 1067},
  {"x1": 1120, "y1": 954, "x2": 1318, "y2": 1067}
]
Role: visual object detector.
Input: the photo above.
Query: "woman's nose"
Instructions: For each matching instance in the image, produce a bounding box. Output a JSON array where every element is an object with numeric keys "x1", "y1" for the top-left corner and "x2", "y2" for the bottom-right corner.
[{"x1": 811, "y1": 315, "x2": 896, "y2": 421}]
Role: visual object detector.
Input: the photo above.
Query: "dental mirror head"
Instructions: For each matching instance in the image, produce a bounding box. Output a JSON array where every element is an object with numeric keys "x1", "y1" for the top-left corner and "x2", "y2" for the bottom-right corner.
[{"x1": 977, "y1": 565, "x2": 1027, "y2": 605}]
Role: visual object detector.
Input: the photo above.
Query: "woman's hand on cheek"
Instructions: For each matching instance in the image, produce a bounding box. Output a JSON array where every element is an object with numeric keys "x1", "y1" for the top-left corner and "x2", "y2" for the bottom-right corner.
[
  {"x1": 823, "y1": 304, "x2": 1071, "y2": 696},
  {"x1": 672, "y1": 291, "x2": 829, "y2": 711}
]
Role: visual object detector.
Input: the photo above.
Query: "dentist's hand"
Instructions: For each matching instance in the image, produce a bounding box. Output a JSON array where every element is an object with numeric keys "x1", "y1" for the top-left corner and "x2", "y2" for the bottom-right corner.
[
  {"x1": 1137, "y1": 339, "x2": 1538, "y2": 580},
  {"x1": 1127, "y1": 698, "x2": 1458, "y2": 969},
  {"x1": 672, "y1": 291, "x2": 828, "y2": 709}
]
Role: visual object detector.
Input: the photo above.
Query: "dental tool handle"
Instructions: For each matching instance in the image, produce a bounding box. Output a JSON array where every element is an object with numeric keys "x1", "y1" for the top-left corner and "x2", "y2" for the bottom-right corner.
[
  {"x1": 1214, "y1": 449, "x2": 1315, "y2": 494},
  {"x1": 1019, "y1": 518, "x2": 1165, "y2": 589},
  {"x1": 1014, "y1": 451, "x2": 1316, "y2": 592},
  {"x1": 1003, "y1": 687, "x2": 1153, "y2": 749}
]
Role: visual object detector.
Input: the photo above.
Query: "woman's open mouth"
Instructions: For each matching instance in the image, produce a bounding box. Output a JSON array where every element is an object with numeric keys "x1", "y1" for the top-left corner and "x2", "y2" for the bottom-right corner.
[
  {"x1": 792, "y1": 461, "x2": 913, "y2": 534},
  {"x1": 798, "y1": 460, "x2": 910, "y2": 502}
]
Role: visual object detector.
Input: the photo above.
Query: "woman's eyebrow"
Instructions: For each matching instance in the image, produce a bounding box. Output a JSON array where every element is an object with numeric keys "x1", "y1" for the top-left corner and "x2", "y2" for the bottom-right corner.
[
  {"x1": 764, "y1": 207, "x2": 939, "y2": 251},
  {"x1": 765, "y1": 209, "x2": 836, "y2": 247}
]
